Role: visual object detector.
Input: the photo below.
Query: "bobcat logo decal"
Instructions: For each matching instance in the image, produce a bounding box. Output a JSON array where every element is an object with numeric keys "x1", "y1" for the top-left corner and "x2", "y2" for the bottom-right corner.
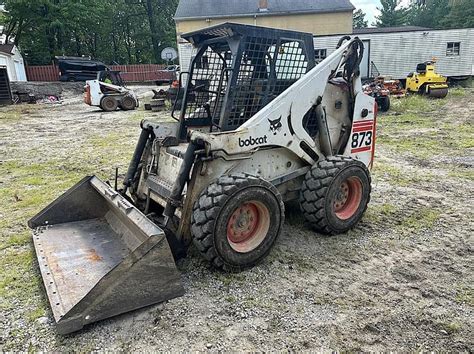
[{"x1": 268, "y1": 117, "x2": 282, "y2": 135}]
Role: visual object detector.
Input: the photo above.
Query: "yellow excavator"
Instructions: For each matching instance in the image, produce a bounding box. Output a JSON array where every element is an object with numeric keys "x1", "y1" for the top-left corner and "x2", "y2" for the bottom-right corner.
[{"x1": 406, "y1": 60, "x2": 449, "y2": 98}]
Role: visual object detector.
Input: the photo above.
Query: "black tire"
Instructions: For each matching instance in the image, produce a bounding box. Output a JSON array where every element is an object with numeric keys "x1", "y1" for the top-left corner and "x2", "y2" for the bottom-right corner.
[
  {"x1": 100, "y1": 96, "x2": 118, "y2": 112},
  {"x1": 191, "y1": 173, "x2": 284, "y2": 271},
  {"x1": 299, "y1": 156, "x2": 371, "y2": 235},
  {"x1": 378, "y1": 96, "x2": 390, "y2": 112},
  {"x1": 120, "y1": 95, "x2": 136, "y2": 110}
]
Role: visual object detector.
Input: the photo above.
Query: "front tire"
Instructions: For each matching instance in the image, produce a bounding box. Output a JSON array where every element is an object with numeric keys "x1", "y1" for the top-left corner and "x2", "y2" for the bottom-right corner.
[
  {"x1": 191, "y1": 173, "x2": 284, "y2": 271},
  {"x1": 100, "y1": 96, "x2": 118, "y2": 112},
  {"x1": 120, "y1": 95, "x2": 137, "y2": 110},
  {"x1": 299, "y1": 156, "x2": 371, "y2": 235}
]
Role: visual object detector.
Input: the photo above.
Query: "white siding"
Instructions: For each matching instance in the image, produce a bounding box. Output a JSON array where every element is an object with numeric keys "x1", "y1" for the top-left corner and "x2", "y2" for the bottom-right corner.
[
  {"x1": 178, "y1": 41, "x2": 195, "y2": 73},
  {"x1": 0, "y1": 46, "x2": 27, "y2": 82},
  {"x1": 314, "y1": 28, "x2": 474, "y2": 79}
]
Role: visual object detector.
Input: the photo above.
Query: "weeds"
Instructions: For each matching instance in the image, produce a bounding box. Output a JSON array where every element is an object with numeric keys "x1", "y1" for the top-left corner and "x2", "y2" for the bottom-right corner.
[{"x1": 398, "y1": 207, "x2": 440, "y2": 233}]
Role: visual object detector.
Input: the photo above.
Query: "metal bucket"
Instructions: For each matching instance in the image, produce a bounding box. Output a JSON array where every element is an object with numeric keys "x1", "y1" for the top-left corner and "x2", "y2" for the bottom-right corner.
[{"x1": 28, "y1": 176, "x2": 185, "y2": 334}]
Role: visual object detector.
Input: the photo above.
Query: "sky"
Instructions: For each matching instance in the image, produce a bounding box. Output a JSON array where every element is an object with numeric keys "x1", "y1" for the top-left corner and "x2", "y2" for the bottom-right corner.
[{"x1": 351, "y1": 0, "x2": 411, "y2": 26}]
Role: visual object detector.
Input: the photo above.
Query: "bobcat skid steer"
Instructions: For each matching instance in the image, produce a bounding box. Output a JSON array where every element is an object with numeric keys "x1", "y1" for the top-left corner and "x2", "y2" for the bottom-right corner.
[
  {"x1": 29, "y1": 23, "x2": 377, "y2": 334},
  {"x1": 84, "y1": 70, "x2": 138, "y2": 111}
]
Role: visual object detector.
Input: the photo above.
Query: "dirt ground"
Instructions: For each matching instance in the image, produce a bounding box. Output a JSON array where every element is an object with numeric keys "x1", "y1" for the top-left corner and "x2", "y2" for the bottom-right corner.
[{"x1": 0, "y1": 86, "x2": 472, "y2": 351}]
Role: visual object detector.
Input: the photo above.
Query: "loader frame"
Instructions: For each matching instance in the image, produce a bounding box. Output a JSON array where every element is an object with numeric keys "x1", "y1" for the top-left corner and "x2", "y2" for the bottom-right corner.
[{"x1": 127, "y1": 24, "x2": 376, "y2": 243}]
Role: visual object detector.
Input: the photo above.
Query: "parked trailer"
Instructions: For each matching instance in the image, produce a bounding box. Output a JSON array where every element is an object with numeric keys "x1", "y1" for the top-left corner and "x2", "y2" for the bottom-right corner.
[{"x1": 313, "y1": 27, "x2": 474, "y2": 80}]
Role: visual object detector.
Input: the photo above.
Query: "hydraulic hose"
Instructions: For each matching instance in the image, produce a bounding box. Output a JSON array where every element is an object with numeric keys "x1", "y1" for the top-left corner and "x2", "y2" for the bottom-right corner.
[{"x1": 123, "y1": 125, "x2": 153, "y2": 192}]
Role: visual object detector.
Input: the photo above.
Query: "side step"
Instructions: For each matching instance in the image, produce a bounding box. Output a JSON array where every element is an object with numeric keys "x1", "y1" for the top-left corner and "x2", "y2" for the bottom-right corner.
[{"x1": 28, "y1": 176, "x2": 185, "y2": 334}]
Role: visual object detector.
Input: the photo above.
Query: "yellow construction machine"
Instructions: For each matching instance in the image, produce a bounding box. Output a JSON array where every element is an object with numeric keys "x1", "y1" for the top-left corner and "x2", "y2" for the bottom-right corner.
[{"x1": 406, "y1": 60, "x2": 448, "y2": 98}]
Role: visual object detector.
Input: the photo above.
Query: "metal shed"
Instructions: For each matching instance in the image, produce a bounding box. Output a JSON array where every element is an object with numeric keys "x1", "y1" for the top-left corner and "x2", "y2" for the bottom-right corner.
[{"x1": 313, "y1": 27, "x2": 474, "y2": 80}]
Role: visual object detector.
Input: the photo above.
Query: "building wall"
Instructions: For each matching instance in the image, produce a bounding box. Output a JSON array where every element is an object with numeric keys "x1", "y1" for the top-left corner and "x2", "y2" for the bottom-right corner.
[
  {"x1": 176, "y1": 11, "x2": 353, "y2": 74},
  {"x1": 0, "y1": 47, "x2": 27, "y2": 82},
  {"x1": 176, "y1": 11, "x2": 353, "y2": 37},
  {"x1": 314, "y1": 28, "x2": 474, "y2": 79}
]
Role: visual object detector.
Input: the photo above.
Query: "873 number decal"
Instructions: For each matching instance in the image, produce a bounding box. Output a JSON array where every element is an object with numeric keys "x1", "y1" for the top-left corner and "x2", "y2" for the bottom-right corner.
[{"x1": 351, "y1": 131, "x2": 373, "y2": 149}]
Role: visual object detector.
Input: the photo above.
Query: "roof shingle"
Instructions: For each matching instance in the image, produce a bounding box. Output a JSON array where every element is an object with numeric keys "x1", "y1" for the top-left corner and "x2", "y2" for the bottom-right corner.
[
  {"x1": 353, "y1": 26, "x2": 431, "y2": 35},
  {"x1": 175, "y1": 0, "x2": 355, "y2": 20}
]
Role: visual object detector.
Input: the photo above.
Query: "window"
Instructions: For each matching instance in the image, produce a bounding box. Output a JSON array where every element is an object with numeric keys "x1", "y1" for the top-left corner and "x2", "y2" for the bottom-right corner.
[
  {"x1": 315, "y1": 49, "x2": 327, "y2": 63},
  {"x1": 446, "y1": 42, "x2": 460, "y2": 56}
]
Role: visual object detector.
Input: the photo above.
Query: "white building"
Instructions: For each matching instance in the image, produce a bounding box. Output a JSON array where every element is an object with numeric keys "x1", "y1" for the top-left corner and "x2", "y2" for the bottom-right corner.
[
  {"x1": 0, "y1": 44, "x2": 27, "y2": 81},
  {"x1": 314, "y1": 26, "x2": 474, "y2": 80},
  {"x1": 0, "y1": 4, "x2": 27, "y2": 82}
]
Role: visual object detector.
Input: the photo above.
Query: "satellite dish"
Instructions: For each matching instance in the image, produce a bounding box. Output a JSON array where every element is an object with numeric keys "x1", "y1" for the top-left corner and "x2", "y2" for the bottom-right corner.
[{"x1": 161, "y1": 47, "x2": 178, "y2": 61}]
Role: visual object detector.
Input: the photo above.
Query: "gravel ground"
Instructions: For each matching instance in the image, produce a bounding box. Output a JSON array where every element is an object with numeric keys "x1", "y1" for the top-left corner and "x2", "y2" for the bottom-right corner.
[{"x1": 0, "y1": 87, "x2": 472, "y2": 351}]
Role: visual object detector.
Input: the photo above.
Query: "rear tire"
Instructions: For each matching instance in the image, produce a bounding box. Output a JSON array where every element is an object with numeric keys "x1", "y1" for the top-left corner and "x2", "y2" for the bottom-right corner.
[
  {"x1": 191, "y1": 173, "x2": 284, "y2": 271},
  {"x1": 100, "y1": 96, "x2": 118, "y2": 112},
  {"x1": 120, "y1": 95, "x2": 136, "y2": 110},
  {"x1": 378, "y1": 96, "x2": 390, "y2": 112},
  {"x1": 299, "y1": 156, "x2": 371, "y2": 235}
]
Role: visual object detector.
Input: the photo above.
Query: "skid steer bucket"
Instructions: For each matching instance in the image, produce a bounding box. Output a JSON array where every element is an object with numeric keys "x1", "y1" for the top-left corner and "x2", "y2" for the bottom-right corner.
[{"x1": 28, "y1": 176, "x2": 184, "y2": 334}]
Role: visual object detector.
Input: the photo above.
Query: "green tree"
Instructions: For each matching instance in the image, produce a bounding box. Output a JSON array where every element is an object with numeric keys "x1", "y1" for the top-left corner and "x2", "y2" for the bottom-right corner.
[
  {"x1": 442, "y1": 0, "x2": 474, "y2": 28},
  {"x1": 1, "y1": 0, "x2": 179, "y2": 65},
  {"x1": 374, "y1": 0, "x2": 409, "y2": 27},
  {"x1": 353, "y1": 9, "x2": 368, "y2": 29},
  {"x1": 407, "y1": 0, "x2": 450, "y2": 28},
  {"x1": 407, "y1": 0, "x2": 474, "y2": 29}
]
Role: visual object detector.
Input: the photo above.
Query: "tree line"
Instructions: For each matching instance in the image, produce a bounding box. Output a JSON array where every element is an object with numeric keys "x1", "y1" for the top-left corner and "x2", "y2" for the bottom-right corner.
[
  {"x1": 353, "y1": 0, "x2": 473, "y2": 29},
  {"x1": 0, "y1": 0, "x2": 178, "y2": 65},
  {"x1": 1, "y1": 0, "x2": 472, "y2": 65}
]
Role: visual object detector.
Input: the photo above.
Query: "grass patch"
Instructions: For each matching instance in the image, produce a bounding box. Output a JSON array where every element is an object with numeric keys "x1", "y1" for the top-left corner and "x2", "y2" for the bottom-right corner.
[
  {"x1": 0, "y1": 249, "x2": 42, "y2": 311},
  {"x1": 26, "y1": 306, "x2": 45, "y2": 322},
  {"x1": 373, "y1": 161, "x2": 434, "y2": 186},
  {"x1": 455, "y1": 286, "x2": 474, "y2": 306},
  {"x1": 448, "y1": 168, "x2": 474, "y2": 181},
  {"x1": 398, "y1": 207, "x2": 440, "y2": 232},
  {"x1": 437, "y1": 320, "x2": 462, "y2": 334},
  {"x1": 449, "y1": 87, "x2": 467, "y2": 97},
  {"x1": 378, "y1": 120, "x2": 473, "y2": 158},
  {"x1": 377, "y1": 94, "x2": 473, "y2": 159},
  {"x1": 130, "y1": 111, "x2": 146, "y2": 121},
  {"x1": 391, "y1": 95, "x2": 445, "y2": 115},
  {"x1": 0, "y1": 105, "x2": 42, "y2": 123}
]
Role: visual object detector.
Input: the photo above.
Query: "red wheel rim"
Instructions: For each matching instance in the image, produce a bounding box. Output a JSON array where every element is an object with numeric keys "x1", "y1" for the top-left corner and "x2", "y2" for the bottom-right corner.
[
  {"x1": 333, "y1": 176, "x2": 363, "y2": 220},
  {"x1": 226, "y1": 201, "x2": 270, "y2": 253}
]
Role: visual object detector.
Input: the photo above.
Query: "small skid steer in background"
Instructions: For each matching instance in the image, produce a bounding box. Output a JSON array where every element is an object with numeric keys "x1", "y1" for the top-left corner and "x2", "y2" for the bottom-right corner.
[
  {"x1": 29, "y1": 24, "x2": 377, "y2": 334},
  {"x1": 84, "y1": 70, "x2": 138, "y2": 111}
]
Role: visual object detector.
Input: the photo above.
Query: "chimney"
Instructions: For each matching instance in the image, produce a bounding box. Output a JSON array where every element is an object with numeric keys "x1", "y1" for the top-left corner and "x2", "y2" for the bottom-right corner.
[{"x1": 259, "y1": 0, "x2": 268, "y2": 12}]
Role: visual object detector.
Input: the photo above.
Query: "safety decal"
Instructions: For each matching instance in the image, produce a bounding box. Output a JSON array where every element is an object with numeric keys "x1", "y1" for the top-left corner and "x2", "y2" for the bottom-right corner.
[{"x1": 351, "y1": 119, "x2": 374, "y2": 153}]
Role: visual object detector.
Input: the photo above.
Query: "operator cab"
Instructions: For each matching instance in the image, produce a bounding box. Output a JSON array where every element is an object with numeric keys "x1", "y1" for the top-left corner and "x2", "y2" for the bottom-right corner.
[{"x1": 172, "y1": 23, "x2": 316, "y2": 138}]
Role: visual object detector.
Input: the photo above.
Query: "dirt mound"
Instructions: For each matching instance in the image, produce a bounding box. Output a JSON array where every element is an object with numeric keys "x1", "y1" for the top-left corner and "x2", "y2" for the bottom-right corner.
[{"x1": 10, "y1": 81, "x2": 85, "y2": 100}]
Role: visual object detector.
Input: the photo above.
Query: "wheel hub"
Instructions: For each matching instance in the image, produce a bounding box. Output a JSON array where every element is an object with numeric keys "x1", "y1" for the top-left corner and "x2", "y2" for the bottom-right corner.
[
  {"x1": 226, "y1": 201, "x2": 270, "y2": 253},
  {"x1": 333, "y1": 176, "x2": 363, "y2": 220},
  {"x1": 227, "y1": 203, "x2": 259, "y2": 243}
]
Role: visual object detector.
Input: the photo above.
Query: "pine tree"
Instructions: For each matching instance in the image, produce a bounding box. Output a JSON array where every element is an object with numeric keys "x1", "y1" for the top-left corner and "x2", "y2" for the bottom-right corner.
[
  {"x1": 353, "y1": 9, "x2": 368, "y2": 29},
  {"x1": 374, "y1": 0, "x2": 409, "y2": 27},
  {"x1": 442, "y1": 0, "x2": 474, "y2": 28}
]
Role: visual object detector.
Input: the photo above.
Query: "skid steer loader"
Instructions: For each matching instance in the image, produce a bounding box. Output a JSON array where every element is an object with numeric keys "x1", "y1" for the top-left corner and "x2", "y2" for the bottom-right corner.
[
  {"x1": 84, "y1": 70, "x2": 138, "y2": 111},
  {"x1": 29, "y1": 24, "x2": 377, "y2": 334}
]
